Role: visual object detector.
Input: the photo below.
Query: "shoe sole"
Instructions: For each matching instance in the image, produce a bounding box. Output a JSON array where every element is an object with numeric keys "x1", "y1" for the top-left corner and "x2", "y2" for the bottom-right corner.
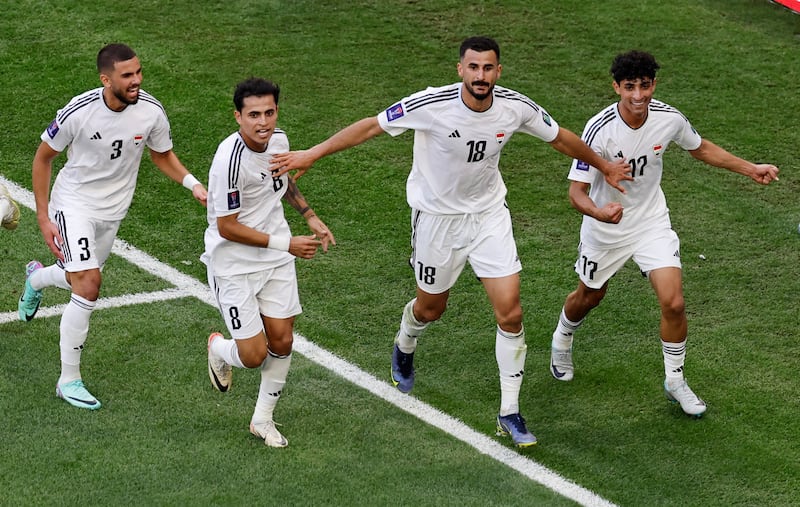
[{"x1": 496, "y1": 424, "x2": 538, "y2": 447}]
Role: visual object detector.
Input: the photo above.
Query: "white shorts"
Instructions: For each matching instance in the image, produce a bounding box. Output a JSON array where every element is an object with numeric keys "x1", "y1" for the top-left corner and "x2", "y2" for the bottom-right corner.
[
  {"x1": 410, "y1": 203, "x2": 521, "y2": 294},
  {"x1": 51, "y1": 209, "x2": 120, "y2": 272},
  {"x1": 574, "y1": 228, "x2": 681, "y2": 289},
  {"x1": 208, "y1": 261, "x2": 302, "y2": 339}
]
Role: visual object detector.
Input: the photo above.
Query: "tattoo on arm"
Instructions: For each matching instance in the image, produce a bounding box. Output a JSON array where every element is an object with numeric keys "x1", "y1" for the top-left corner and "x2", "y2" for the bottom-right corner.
[{"x1": 283, "y1": 178, "x2": 310, "y2": 215}]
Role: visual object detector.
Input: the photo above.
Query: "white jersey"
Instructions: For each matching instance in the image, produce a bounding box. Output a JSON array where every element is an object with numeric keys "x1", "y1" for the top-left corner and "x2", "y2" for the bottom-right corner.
[
  {"x1": 201, "y1": 130, "x2": 293, "y2": 277},
  {"x1": 568, "y1": 99, "x2": 702, "y2": 248},
  {"x1": 41, "y1": 87, "x2": 173, "y2": 221},
  {"x1": 377, "y1": 83, "x2": 560, "y2": 215}
]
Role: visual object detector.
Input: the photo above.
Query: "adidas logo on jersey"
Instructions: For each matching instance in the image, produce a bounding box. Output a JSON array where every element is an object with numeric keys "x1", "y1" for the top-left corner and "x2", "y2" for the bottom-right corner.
[
  {"x1": 448, "y1": 130, "x2": 461, "y2": 138},
  {"x1": 90, "y1": 132, "x2": 102, "y2": 140}
]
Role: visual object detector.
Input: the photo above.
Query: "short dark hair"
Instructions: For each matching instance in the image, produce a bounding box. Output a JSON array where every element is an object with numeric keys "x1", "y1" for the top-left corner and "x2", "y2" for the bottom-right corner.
[
  {"x1": 233, "y1": 78, "x2": 280, "y2": 111},
  {"x1": 459, "y1": 36, "x2": 500, "y2": 61},
  {"x1": 610, "y1": 50, "x2": 660, "y2": 83},
  {"x1": 97, "y1": 43, "x2": 137, "y2": 73}
]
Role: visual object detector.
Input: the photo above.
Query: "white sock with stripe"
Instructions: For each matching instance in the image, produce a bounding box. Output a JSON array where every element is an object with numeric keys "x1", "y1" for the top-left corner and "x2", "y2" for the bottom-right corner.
[
  {"x1": 58, "y1": 294, "x2": 96, "y2": 385},
  {"x1": 495, "y1": 325, "x2": 527, "y2": 416},
  {"x1": 252, "y1": 351, "x2": 292, "y2": 424}
]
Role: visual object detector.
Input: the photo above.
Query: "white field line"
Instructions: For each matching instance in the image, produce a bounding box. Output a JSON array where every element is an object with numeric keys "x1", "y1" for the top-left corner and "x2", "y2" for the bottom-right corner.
[{"x1": 0, "y1": 175, "x2": 617, "y2": 507}]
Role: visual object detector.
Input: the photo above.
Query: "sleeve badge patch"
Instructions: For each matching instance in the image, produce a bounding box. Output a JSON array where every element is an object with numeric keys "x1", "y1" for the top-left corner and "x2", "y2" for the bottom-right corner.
[
  {"x1": 227, "y1": 189, "x2": 240, "y2": 210},
  {"x1": 386, "y1": 103, "x2": 405, "y2": 122},
  {"x1": 541, "y1": 111, "x2": 552, "y2": 126},
  {"x1": 576, "y1": 160, "x2": 590, "y2": 171},
  {"x1": 46, "y1": 119, "x2": 60, "y2": 139}
]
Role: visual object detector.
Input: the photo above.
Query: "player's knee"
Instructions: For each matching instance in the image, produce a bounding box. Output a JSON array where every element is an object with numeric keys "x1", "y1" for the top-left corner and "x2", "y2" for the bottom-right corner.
[
  {"x1": 237, "y1": 338, "x2": 269, "y2": 368},
  {"x1": 240, "y1": 349, "x2": 267, "y2": 368},
  {"x1": 414, "y1": 304, "x2": 445, "y2": 323},
  {"x1": 496, "y1": 306, "x2": 523, "y2": 331},
  {"x1": 268, "y1": 332, "x2": 294, "y2": 357},
  {"x1": 71, "y1": 271, "x2": 102, "y2": 301},
  {"x1": 661, "y1": 296, "x2": 685, "y2": 320},
  {"x1": 574, "y1": 285, "x2": 605, "y2": 310}
]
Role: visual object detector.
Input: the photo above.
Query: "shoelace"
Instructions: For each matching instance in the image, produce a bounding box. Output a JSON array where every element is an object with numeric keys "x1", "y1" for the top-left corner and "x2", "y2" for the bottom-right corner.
[
  {"x1": 397, "y1": 350, "x2": 414, "y2": 375},
  {"x1": 504, "y1": 414, "x2": 527, "y2": 432},
  {"x1": 670, "y1": 382, "x2": 701, "y2": 404}
]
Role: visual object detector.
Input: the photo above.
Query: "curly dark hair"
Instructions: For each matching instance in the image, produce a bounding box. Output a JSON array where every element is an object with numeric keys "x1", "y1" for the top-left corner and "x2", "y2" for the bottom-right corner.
[
  {"x1": 610, "y1": 50, "x2": 660, "y2": 83},
  {"x1": 233, "y1": 78, "x2": 280, "y2": 111}
]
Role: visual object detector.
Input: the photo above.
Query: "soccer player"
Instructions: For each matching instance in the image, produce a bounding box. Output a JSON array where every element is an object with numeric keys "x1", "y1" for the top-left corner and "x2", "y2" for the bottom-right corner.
[
  {"x1": 270, "y1": 36, "x2": 631, "y2": 447},
  {"x1": 19, "y1": 43, "x2": 207, "y2": 410},
  {"x1": 549, "y1": 50, "x2": 779, "y2": 417},
  {"x1": 203, "y1": 78, "x2": 335, "y2": 448},
  {"x1": 0, "y1": 183, "x2": 20, "y2": 230}
]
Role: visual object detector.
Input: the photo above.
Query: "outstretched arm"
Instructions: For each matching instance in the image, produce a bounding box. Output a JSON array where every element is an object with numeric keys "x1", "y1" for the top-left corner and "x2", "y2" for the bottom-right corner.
[
  {"x1": 689, "y1": 139, "x2": 779, "y2": 185},
  {"x1": 149, "y1": 149, "x2": 208, "y2": 206},
  {"x1": 283, "y1": 177, "x2": 336, "y2": 252},
  {"x1": 549, "y1": 128, "x2": 633, "y2": 193},
  {"x1": 270, "y1": 116, "x2": 385, "y2": 180}
]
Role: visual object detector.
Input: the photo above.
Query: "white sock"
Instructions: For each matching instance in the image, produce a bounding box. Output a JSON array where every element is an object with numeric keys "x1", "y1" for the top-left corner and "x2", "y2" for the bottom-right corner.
[
  {"x1": 552, "y1": 307, "x2": 582, "y2": 351},
  {"x1": 395, "y1": 299, "x2": 428, "y2": 353},
  {"x1": 58, "y1": 294, "x2": 96, "y2": 385},
  {"x1": 662, "y1": 339, "x2": 686, "y2": 383},
  {"x1": 252, "y1": 351, "x2": 292, "y2": 424},
  {"x1": 210, "y1": 335, "x2": 246, "y2": 368},
  {"x1": 31, "y1": 264, "x2": 71, "y2": 291},
  {"x1": 495, "y1": 326, "x2": 526, "y2": 416}
]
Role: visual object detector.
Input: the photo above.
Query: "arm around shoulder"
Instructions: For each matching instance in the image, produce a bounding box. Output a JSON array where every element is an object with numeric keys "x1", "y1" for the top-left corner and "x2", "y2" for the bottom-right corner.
[
  {"x1": 549, "y1": 128, "x2": 632, "y2": 193},
  {"x1": 270, "y1": 116, "x2": 385, "y2": 179}
]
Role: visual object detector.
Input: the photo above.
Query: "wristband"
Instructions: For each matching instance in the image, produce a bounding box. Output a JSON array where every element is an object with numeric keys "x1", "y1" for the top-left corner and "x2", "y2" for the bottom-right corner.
[
  {"x1": 267, "y1": 235, "x2": 290, "y2": 252},
  {"x1": 182, "y1": 173, "x2": 201, "y2": 191}
]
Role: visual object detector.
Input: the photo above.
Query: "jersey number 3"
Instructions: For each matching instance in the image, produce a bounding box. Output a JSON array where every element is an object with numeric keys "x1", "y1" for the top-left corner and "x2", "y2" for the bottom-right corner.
[{"x1": 110, "y1": 139, "x2": 123, "y2": 160}]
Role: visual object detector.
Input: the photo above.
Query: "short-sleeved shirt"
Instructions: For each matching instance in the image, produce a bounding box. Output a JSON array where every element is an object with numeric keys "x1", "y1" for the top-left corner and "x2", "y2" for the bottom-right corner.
[
  {"x1": 377, "y1": 83, "x2": 560, "y2": 215},
  {"x1": 201, "y1": 130, "x2": 293, "y2": 277},
  {"x1": 41, "y1": 87, "x2": 173, "y2": 221},
  {"x1": 568, "y1": 99, "x2": 702, "y2": 248}
]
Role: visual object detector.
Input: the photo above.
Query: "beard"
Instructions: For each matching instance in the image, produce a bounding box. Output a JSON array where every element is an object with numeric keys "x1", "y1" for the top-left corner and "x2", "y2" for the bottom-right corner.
[
  {"x1": 113, "y1": 86, "x2": 139, "y2": 105},
  {"x1": 466, "y1": 81, "x2": 493, "y2": 101}
]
